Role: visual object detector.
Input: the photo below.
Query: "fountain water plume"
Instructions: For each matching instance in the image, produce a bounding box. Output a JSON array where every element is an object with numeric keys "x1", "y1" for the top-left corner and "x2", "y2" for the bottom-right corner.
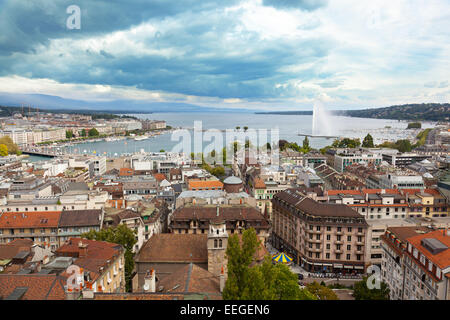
[{"x1": 312, "y1": 100, "x2": 333, "y2": 136}]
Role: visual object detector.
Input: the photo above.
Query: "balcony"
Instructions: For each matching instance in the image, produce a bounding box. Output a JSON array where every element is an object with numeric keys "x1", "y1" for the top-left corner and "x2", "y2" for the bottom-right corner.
[
  {"x1": 335, "y1": 249, "x2": 343, "y2": 254},
  {"x1": 335, "y1": 240, "x2": 343, "y2": 244},
  {"x1": 335, "y1": 230, "x2": 343, "y2": 235}
]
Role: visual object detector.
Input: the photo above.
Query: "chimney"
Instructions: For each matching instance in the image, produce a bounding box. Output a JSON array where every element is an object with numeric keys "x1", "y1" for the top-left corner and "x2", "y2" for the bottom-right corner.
[
  {"x1": 219, "y1": 266, "x2": 225, "y2": 293},
  {"x1": 78, "y1": 241, "x2": 88, "y2": 258},
  {"x1": 143, "y1": 269, "x2": 156, "y2": 293}
]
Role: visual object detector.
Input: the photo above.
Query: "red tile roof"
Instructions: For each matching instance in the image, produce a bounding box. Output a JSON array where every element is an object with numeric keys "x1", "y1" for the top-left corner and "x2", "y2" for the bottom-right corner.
[
  {"x1": 57, "y1": 238, "x2": 124, "y2": 282},
  {"x1": 0, "y1": 211, "x2": 61, "y2": 229},
  {"x1": 406, "y1": 230, "x2": 450, "y2": 270},
  {"x1": 0, "y1": 274, "x2": 67, "y2": 300},
  {"x1": 188, "y1": 180, "x2": 223, "y2": 190},
  {"x1": 153, "y1": 173, "x2": 167, "y2": 182},
  {"x1": 119, "y1": 168, "x2": 134, "y2": 176}
]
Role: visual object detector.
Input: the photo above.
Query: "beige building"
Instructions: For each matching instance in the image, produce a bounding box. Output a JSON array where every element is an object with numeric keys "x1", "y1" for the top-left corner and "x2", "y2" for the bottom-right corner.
[{"x1": 272, "y1": 188, "x2": 368, "y2": 274}]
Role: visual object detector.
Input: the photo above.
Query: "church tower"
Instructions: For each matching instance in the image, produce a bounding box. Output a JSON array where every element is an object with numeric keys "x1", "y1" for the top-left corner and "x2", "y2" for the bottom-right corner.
[{"x1": 207, "y1": 209, "x2": 229, "y2": 280}]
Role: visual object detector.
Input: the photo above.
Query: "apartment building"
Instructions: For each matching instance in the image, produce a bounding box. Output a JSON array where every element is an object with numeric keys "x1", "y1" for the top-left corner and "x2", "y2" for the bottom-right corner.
[
  {"x1": 333, "y1": 149, "x2": 382, "y2": 173},
  {"x1": 326, "y1": 189, "x2": 409, "y2": 220},
  {"x1": 380, "y1": 226, "x2": 433, "y2": 300},
  {"x1": 368, "y1": 174, "x2": 425, "y2": 190},
  {"x1": 169, "y1": 204, "x2": 270, "y2": 244},
  {"x1": 56, "y1": 238, "x2": 125, "y2": 294},
  {"x1": 381, "y1": 229, "x2": 450, "y2": 300},
  {"x1": 0, "y1": 209, "x2": 103, "y2": 249},
  {"x1": 57, "y1": 209, "x2": 103, "y2": 245},
  {"x1": 402, "y1": 188, "x2": 448, "y2": 218},
  {"x1": 382, "y1": 153, "x2": 432, "y2": 168},
  {"x1": 272, "y1": 188, "x2": 368, "y2": 274},
  {"x1": 0, "y1": 211, "x2": 61, "y2": 249}
]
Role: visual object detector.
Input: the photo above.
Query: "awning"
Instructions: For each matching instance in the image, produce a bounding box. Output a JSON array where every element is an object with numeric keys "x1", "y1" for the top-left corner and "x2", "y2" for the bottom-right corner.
[
  {"x1": 313, "y1": 263, "x2": 322, "y2": 266},
  {"x1": 322, "y1": 263, "x2": 333, "y2": 267},
  {"x1": 333, "y1": 264, "x2": 343, "y2": 268},
  {"x1": 344, "y1": 265, "x2": 354, "y2": 269},
  {"x1": 354, "y1": 266, "x2": 364, "y2": 270}
]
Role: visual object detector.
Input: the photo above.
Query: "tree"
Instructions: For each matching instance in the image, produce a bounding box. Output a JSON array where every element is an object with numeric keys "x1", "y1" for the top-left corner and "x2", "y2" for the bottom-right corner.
[
  {"x1": 223, "y1": 228, "x2": 316, "y2": 300},
  {"x1": 278, "y1": 139, "x2": 289, "y2": 151},
  {"x1": 66, "y1": 130, "x2": 74, "y2": 139},
  {"x1": 236, "y1": 126, "x2": 240, "y2": 130},
  {"x1": 80, "y1": 129, "x2": 87, "y2": 137},
  {"x1": 88, "y1": 128, "x2": 99, "y2": 137},
  {"x1": 302, "y1": 136, "x2": 311, "y2": 153},
  {"x1": 210, "y1": 166, "x2": 225, "y2": 177},
  {"x1": 159, "y1": 149, "x2": 165, "y2": 152},
  {"x1": 243, "y1": 126, "x2": 248, "y2": 132},
  {"x1": 0, "y1": 144, "x2": 8, "y2": 156},
  {"x1": 362, "y1": 133, "x2": 374, "y2": 148},
  {"x1": 395, "y1": 139, "x2": 412, "y2": 153},
  {"x1": 0, "y1": 136, "x2": 20, "y2": 155},
  {"x1": 82, "y1": 224, "x2": 137, "y2": 292},
  {"x1": 306, "y1": 281, "x2": 339, "y2": 300},
  {"x1": 353, "y1": 276, "x2": 390, "y2": 300}
]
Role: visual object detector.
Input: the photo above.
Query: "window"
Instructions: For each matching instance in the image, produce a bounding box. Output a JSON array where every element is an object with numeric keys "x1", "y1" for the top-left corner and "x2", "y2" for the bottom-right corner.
[
  {"x1": 347, "y1": 235, "x2": 352, "y2": 241},
  {"x1": 214, "y1": 239, "x2": 218, "y2": 248},
  {"x1": 346, "y1": 254, "x2": 351, "y2": 260},
  {"x1": 347, "y1": 227, "x2": 352, "y2": 232},
  {"x1": 326, "y1": 235, "x2": 331, "y2": 241},
  {"x1": 347, "y1": 245, "x2": 351, "y2": 251}
]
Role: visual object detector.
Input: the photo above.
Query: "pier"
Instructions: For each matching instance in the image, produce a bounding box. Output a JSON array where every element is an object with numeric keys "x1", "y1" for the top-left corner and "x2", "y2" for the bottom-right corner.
[
  {"x1": 298, "y1": 133, "x2": 339, "y2": 139},
  {"x1": 21, "y1": 147, "x2": 65, "y2": 158}
]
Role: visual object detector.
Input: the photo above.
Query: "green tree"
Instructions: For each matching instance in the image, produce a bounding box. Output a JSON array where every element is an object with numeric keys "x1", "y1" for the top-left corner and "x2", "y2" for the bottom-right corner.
[
  {"x1": 159, "y1": 149, "x2": 165, "y2": 152},
  {"x1": 223, "y1": 228, "x2": 316, "y2": 300},
  {"x1": 66, "y1": 130, "x2": 74, "y2": 139},
  {"x1": 232, "y1": 141, "x2": 240, "y2": 154},
  {"x1": 80, "y1": 129, "x2": 87, "y2": 137},
  {"x1": 353, "y1": 276, "x2": 390, "y2": 300},
  {"x1": 0, "y1": 136, "x2": 20, "y2": 155},
  {"x1": 88, "y1": 128, "x2": 99, "y2": 137},
  {"x1": 362, "y1": 133, "x2": 374, "y2": 148},
  {"x1": 236, "y1": 126, "x2": 240, "y2": 130},
  {"x1": 243, "y1": 126, "x2": 248, "y2": 132},
  {"x1": 211, "y1": 166, "x2": 225, "y2": 177},
  {"x1": 306, "y1": 281, "x2": 339, "y2": 300},
  {"x1": 0, "y1": 144, "x2": 8, "y2": 156},
  {"x1": 222, "y1": 147, "x2": 227, "y2": 165},
  {"x1": 82, "y1": 224, "x2": 137, "y2": 292},
  {"x1": 395, "y1": 139, "x2": 412, "y2": 152},
  {"x1": 302, "y1": 136, "x2": 311, "y2": 153}
]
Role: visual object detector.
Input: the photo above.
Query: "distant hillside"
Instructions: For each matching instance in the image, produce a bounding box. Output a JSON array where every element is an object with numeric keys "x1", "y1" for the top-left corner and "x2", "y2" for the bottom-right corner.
[
  {"x1": 338, "y1": 103, "x2": 450, "y2": 121},
  {"x1": 255, "y1": 111, "x2": 312, "y2": 115}
]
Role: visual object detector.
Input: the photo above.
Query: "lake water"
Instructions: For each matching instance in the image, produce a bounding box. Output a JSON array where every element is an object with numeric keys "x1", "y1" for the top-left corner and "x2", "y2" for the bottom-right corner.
[{"x1": 27, "y1": 112, "x2": 435, "y2": 160}]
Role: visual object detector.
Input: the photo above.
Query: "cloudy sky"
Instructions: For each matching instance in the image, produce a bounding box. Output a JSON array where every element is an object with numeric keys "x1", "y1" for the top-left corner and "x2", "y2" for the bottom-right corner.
[{"x1": 0, "y1": 0, "x2": 449, "y2": 111}]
